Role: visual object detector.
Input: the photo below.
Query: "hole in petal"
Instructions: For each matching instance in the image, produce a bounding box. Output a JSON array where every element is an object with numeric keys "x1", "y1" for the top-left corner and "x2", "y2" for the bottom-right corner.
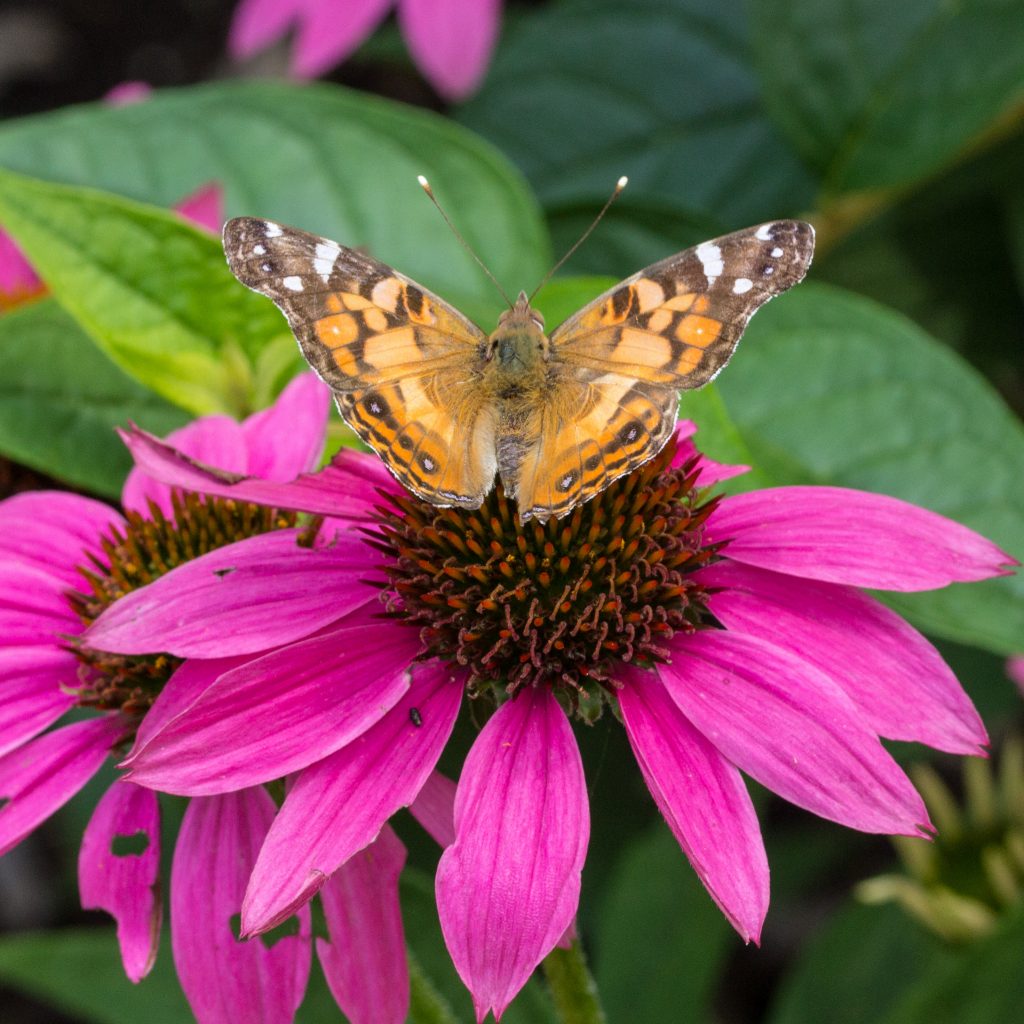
[{"x1": 111, "y1": 830, "x2": 150, "y2": 857}]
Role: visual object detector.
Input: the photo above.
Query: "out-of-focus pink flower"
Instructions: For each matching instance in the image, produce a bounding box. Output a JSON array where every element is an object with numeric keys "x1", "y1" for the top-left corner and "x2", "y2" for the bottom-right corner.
[
  {"x1": 0, "y1": 374, "x2": 339, "y2": 1023},
  {"x1": 228, "y1": 0, "x2": 501, "y2": 100},
  {"x1": 0, "y1": 182, "x2": 225, "y2": 313},
  {"x1": 1007, "y1": 657, "x2": 1024, "y2": 696},
  {"x1": 88, "y1": 419, "x2": 1015, "y2": 1021},
  {"x1": 104, "y1": 81, "x2": 153, "y2": 106}
]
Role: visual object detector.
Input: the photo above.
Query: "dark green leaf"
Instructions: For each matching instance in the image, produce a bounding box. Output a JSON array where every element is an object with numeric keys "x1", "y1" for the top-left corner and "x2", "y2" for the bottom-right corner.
[
  {"x1": 594, "y1": 824, "x2": 733, "y2": 1022},
  {"x1": 0, "y1": 168, "x2": 283, "y2": 415},
  {"x1": 0, "y1": 927, "x2": 190, "y2": 1024},
  {"x1": 546, "y1": 197, "x2": 720, "y2": 278},
  {"x1": 0, "y1": 80, "x2": 549, "y2": 328},
  {"x1": 0, "y1": 300, "x2": 188, "y2": 497},
  {"x1": 697, "y1": 283, "x2": 1024, "y2": 653},
  {"x1": 458, "y1": 0, "x2": 815, "y2": 228},
  {"x1": 752, "y1": 0, "x2": 1024, "y2": 194},
  {"x1": 884, "y1": 904, "x2": 1024, "y2": 1024},
  {"x1": 768, "y1": 903, "x2": 951, "y2": 1024}
]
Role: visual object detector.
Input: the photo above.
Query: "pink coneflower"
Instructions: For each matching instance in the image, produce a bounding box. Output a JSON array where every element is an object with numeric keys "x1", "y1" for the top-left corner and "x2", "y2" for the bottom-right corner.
[
  {"x1": 86, "y1": 419, "x2": 1015, "y2": 1020},
  {"x1": 0, "y1": 181, "x2": 224, "y2": 313},
  {"x1": 229, "y1": 0, "x2": 501, "y2": 100},
  {"x1": 0, "y1": 374, "x2": 329, "y2": 1013}
]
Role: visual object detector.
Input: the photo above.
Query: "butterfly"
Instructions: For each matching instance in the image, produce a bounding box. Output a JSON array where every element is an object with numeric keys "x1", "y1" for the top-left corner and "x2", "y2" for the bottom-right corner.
[{"x1": 223, "y1": 216, "x2": 814, "y2": 522}]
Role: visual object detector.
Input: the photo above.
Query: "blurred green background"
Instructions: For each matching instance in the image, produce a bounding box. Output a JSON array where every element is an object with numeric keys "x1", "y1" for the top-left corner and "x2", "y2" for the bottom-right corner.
[{"x1": 0, "y1": 1, "x2": 1022, "y2": 1021}]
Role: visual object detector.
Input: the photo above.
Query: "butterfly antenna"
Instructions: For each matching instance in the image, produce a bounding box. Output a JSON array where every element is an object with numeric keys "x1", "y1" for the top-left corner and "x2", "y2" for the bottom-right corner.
[
  {"x1": 417, "y1": 175, "x2": 514, "y2": 308},
  {"x1": 528, "y1": 176, "x2": 628, "y2": 302}
]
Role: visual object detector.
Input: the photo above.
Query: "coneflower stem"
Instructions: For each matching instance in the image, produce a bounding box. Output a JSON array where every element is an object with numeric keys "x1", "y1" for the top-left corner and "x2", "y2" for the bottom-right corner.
[{"x1": 542, "y1": 941, "x2": 607, "y2": 1024}]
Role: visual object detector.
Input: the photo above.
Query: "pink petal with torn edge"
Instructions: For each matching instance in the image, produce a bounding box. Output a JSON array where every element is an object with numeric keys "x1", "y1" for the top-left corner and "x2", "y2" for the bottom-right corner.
[
  {"x1": 317, "y1": 824, "x2": 409, "y2": 1024},
  {"x1": 79, "y1": 782, "x2": 162, "y2": 982},
  {"x1": 171, "y1": 788, "x2": 311, "y2": 1024},
  {"x1": 699, "y1": 561, "x2": 987, "y2": 754}
]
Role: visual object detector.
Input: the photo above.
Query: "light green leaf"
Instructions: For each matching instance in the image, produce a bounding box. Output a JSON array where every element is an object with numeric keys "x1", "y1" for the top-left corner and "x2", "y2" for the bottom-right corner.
[
  {"x1": 752, "y1": 0, "x2": 1024, "y2": 195},
  {"x1": 0, "y1": 80, "x2": 549, "y2": 328},
  {"x1": 697, "y1": 283, "x2": 1024, "y2": 653},
  {"x1": 0, "y1": 168, "x2": 282, "y2": 416},
  {"x1": 0, "y1": 300, "x2": 188, "y2": 497},
  {"x1": 458, "y1": 0, "x2": 816, "y2": 228}
]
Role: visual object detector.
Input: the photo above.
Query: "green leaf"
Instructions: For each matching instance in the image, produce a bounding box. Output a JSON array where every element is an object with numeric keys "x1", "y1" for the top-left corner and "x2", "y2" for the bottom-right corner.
[
  {"x1": 0, "y1": 168, "x2": 283, "y2": 416},
  {"x1": 0, "y1": 927, "x2": 191, "y2": 1024},
  {"x1": 0, "y1": 80, "x2": 549, "y2": 328},
  {"x1": 768, "y1": 902, "x2": 951, "y2": 1024},
  {"x1": 594, "y1": 824, "x2": 732, "y2": 1022},
  {"x1": 752, "y1": 0, "x2": 1024, "y2": 195},
  {"x1": 0, "y1": 300, "x2": 188, "y2": 496},
  {"x1": 884, "y1": 904, "x2": 1024, "y2": 1024},
  {"x1": 546, "y1": 197, "x2": 720, "y2": 278},
  {"x1": 696, "y1": 283, "x2": 1024, "y2": 654},
  {"x1": 458, "y1": 0, "x2": 816, "y2": 228}
]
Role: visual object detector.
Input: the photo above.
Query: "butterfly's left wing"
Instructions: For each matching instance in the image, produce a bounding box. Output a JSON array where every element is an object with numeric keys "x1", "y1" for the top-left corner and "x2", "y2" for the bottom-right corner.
[
  {"x1": 509, "y1": 221, "x2": 814, "y2": 521},
  {"x1": 223, "y1": 217, "x2": 498, "y2": 508}
]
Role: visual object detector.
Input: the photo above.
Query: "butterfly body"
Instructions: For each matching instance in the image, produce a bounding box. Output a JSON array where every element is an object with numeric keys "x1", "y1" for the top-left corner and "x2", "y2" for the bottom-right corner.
[{"x1": 223, "y1": 217, "x2": 815, "y2": 522}]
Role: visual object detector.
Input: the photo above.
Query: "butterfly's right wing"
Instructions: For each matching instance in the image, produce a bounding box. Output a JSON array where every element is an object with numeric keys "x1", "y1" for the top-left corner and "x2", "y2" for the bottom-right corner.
[{"x1": 224, "y1": 217, "x2": 498, "y2": 507}]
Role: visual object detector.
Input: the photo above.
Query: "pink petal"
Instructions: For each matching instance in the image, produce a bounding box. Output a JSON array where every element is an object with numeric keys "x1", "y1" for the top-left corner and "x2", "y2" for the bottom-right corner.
[
  {"x1": 123, "y1": 620, "x2": 418, "y2": 795},
  {"x1": 408, "y1": 769, "x2": 457, "y2": 849},
  {"x1": 78, "y1": 782, "x2": 161, "y2": 982},
  {"x1": 129, "y1": 656, "x2": 252, "y2": 760},
  {"x1": 228, "y1": 0, "x2": 304, "y2": 59},
  {"x1": 0, "y1": 563, "x2": 81, "y2": 645},
  {"x1": 659, "y1": 630, "x2": 931, "y2": 836},
  {"x1": 241, "y1": 373, "x2": 330, "y2": 482},
  {"x1": 617, "y1": 663, "x2": 768, "y2": 942},
  {"x1": 103, "y1": 81, "x2": 153, "y2": 106},
  {"x1": 669, "y1": 422, "x2": 750, "y2": 484},
  {"x1": 243, "y1": 659, "x2": 462, "y2": 934},
  {"x1": 0, "y1": 646, "x2": 78, "y2": 757},
  {"x1": 87, "y1": 529, "x2": 382, "y2": 658},
  {"x1": 292, "y1": 0, "x2": 394, "y2": 78},
  {"x1": 436, "y1": 688, "x2": 588, "y2": 1022},
  {"x1": 120, "y1": 425, "x2": 392, "y2": 521},
  {"x1": 171, "y1": 789, "x2": 311, "y2": 1024},
  {"x1": 0, "y1": 491, "x2": 121, "y2": 585},
  {"x1": 0, "y1": 228, "x2": 40, "y2": 295},
  {"x1": 699, "y1": 561, "x2": 987, "y2": 754},
  {"x1": 174, "y1": 183, "x2": 225, "y2": 235},
  {"x1": 121, "y1": 416, "x2": 248, "y2": 519},
  {"x1": 706, "y1": 487, "x2": 1016, "y2": 591},
  {"x1": 398, "y1": 0, "x2": 500, "y2": 100},
  {"x1": 316, "y1": 825, "x2": 409, "y2": 1024},
  {"x1": 0, "y1": 715, "x2": 124, "y2": 856}
]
